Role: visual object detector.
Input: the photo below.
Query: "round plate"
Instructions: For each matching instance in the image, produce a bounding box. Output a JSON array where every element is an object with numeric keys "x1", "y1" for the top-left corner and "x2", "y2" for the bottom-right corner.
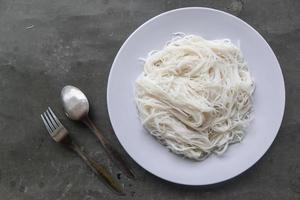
[{"x1": 107, "y1": 7, "x2": 285, "y2": 185}]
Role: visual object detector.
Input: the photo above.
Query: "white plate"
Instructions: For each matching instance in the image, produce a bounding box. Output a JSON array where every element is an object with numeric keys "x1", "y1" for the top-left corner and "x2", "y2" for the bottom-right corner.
[{"x1": 107, "y1": 7, "x2": 285, "y2": 185}]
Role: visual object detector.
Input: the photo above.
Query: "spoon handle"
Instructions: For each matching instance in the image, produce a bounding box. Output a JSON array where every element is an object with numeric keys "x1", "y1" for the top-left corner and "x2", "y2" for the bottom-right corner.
[
  {"x1": 63, "y1": 137, "x2": 125, "y2": 195},
  {"x1": 83, "y1": 117, "x2": 135, "y2": 179}
]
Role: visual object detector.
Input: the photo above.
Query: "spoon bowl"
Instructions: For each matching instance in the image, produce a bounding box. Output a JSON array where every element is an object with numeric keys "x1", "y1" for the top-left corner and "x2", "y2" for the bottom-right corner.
[{"x1": 61, "y1": 85, "x2": 89, "y2": 121}]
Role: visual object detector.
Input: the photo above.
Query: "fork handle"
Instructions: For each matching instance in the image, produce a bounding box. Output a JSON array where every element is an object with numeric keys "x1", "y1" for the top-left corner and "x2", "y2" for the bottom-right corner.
[
  {"x1": 83, "y1": 117, "x2": 135, "y2": 179},
  {"x1": 67, "y1": 140, "x2": 125, "y2": 195}
]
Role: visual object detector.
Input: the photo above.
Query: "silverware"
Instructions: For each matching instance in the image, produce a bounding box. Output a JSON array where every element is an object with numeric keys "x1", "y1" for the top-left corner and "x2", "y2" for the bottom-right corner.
[
  {"x1": 61, "y1": 85, "x2": 135, "y2": 179},
  {"x1": 41, "y1": 107, "x2": 125, "y2": 195}
]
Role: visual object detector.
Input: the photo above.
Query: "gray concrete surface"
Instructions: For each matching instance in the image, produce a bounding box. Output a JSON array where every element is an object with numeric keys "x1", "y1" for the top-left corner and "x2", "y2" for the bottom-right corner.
[{"x1": 0, "y1": 0, "x2": 299, "y2": 199}]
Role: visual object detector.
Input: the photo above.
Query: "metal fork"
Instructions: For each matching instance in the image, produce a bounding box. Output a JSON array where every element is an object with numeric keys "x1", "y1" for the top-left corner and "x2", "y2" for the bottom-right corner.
[{"x1": 41, "y1": 107, "x2": 124, "y2": 195}]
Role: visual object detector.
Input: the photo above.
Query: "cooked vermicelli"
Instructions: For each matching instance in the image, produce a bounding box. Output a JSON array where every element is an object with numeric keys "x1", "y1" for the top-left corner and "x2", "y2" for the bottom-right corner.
[{"x1": 135, "y1": 34, "x2": 255, "y2": 160}]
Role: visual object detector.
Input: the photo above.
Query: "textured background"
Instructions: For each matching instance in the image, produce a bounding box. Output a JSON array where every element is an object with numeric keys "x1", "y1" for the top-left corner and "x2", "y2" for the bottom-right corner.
[{"x1": 0, "y1": 0, "x2": 299, "y2": 199}]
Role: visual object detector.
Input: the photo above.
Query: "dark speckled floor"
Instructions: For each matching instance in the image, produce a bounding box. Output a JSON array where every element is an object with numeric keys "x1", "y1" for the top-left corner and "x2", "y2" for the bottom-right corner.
[{"x1": 0, "y1": 0, "x2": 299, "y2": 200}]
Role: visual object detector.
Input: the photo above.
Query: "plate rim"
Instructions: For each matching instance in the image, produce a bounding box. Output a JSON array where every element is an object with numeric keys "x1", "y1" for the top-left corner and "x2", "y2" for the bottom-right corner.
[{"x1": 107, "y1": 7, "x2": 286, "y2": 185}]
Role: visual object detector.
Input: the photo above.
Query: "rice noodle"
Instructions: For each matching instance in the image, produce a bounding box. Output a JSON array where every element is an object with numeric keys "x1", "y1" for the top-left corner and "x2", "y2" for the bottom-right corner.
[{"x1": 135, "y1": 34, "x2": 255, "y2": 160}]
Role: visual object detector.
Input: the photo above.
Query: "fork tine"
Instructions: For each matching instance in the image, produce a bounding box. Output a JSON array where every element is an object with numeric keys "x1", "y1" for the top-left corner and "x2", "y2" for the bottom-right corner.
[
  {"x1": 43, "y1": 112, "x2": 56, "y2": 131},
  {"x1": 41, "y1": 114, "x2": 53, "y2": 134},
  {"x1": 46, "y1": 109, "x2": 58, "y2": 129},
  {"x1": 48, "y1": 107, "x2": 62, "y2": 127}
]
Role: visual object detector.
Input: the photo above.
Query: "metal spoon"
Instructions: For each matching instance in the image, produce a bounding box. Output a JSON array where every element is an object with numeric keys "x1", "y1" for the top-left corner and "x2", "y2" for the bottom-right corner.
[{"x1": 61, "y1": 85, "x2": 135, "y2": 179}]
